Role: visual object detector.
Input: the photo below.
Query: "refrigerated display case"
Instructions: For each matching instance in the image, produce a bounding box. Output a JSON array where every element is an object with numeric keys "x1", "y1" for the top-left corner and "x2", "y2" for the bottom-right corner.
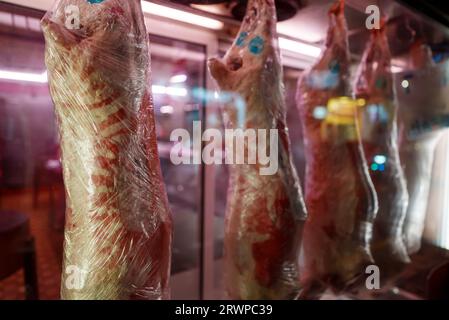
[
  {"x1": 0, "y1": 0, "x2": 448, "y2": 300},
  {"x1": 0, "y1": 1, "x2": 215, "y2": 299}
]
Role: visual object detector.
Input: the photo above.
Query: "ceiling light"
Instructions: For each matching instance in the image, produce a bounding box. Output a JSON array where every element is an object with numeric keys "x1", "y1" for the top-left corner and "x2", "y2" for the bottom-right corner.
[
  {"x1": 170, "y1": 74, "x2": 187, "y2": 84},
  {"x1": 152, "y1": 85, "x2": 188, "y2": 97},
  {"x1": 391, "y1": 65, "x2": 403, "y2": 73},
  {"x1": 141, "y1": 2, "x2": 224, "y2": 30},
  {"x1": 160, "y1": 105, "x2": 174, "y2": 114},
  {"x1": 0, "y1": 70, "x2": 47, "y2": 83},
  {"x1": 278, "y1": 37, "x2": 322, "y2": 58}
]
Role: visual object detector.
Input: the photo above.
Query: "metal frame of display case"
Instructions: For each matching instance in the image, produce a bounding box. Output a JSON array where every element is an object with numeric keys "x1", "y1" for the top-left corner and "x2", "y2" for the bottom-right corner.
[{"x1": 144, "y1": 15, "x2": 221, "y2": 300}]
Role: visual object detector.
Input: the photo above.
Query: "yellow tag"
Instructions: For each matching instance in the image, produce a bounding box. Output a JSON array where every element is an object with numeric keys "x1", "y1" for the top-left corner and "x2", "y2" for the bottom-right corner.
[
  {"x1": 319, "y1": 97, "x2": 366, "y2": 141},
  {"x1": 325, "y1": 97, "x2": 366, "y2": 125}
]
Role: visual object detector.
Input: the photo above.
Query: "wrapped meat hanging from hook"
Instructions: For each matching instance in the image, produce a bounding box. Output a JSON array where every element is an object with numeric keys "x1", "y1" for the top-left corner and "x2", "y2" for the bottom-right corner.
[
  {"x1": 398, "y1": 41, "x2": 449, "y2": 255},
  {"x1": 296, "y1": 0, "x2": 378, "y2": 298},
  {"x1": 42, "y1": 0, "x2": 172, "y2": 300},
  {"x1": 353, "y1": 21, "x2": 410, "y2": 285},
  {"x1": 209, "y1": 0, "x2": 307, "y2": 300}
]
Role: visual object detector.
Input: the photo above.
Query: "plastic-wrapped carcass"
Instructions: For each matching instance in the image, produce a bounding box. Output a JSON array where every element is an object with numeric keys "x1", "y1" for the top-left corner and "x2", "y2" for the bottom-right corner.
[
  {"x1": 296, "y1": 0, "x2": 377, "y2": 297},
  {"x1": 397, "y1": 41, "x2": 448, "y2": 254},
  {"x1": 42, "y1": 0, "x2": 172, "y2": 299},
  {"x1": 353, "y1": 25, "x2": 410, "y2": 280},
  {"x1": 209, "y1": 0, "x2": 307, "y2": 299}
]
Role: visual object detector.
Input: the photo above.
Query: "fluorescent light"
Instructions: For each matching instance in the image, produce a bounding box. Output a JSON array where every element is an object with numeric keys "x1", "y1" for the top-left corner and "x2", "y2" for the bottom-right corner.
[
  {"x1": 152, "y1": 85, "x2": 167, "y2": 95},
  {"x1": 142, "y1": 2, "x2": 320, "y2": 58},
  {"x1": 152, "y1": 85, "x2": 188, "y2": 97},
  {"x1": 166, "y1": 86, "x2": 188, "y2": 96},
  {"x1": 190, "y1": 4, "x2": 224, "y2": 15},
  {"x1": 141, "y1": 2, "x2": 224, "y2": 30},
  {"x1": 0, "y1": 70, "x2": 47, "y2": 83},
  {"x1": 169, "y1": 74, "x2": 187, "y2": 84},
  {"x1": 278, "y1": 37, "x2": 321, "y2": 58},
  {"x1": 277, "y1": 24, "x2": 322, "y2": 44},
  {"x1": 391, "y1": 65, "x2": 403, "y2": 73},
  {"x1": 160, "y1": 105, "x2": 174, "y2": 114}
]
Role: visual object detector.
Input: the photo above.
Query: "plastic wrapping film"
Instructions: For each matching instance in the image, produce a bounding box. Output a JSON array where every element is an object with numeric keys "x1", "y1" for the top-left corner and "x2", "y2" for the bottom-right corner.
[
  {"x1": 296, "y1": 0, "x2": 378, "y2": 298},
  {"x1": 208, "y1": 0, "x2": 307, "y2": 300},
  {"x1": 397, "y1": 41, "x2": 448, "y2": 254},
  {"x1": 41, "y1": 0, "x2": 172, "y2": 300},
  {"x1": 353, "y1": 23, "x2": 410, "y2": 284}
]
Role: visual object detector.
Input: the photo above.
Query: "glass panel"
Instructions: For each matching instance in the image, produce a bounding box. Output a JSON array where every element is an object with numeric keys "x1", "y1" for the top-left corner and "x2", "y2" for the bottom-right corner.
[
  {"x1": 2, "y1": 0, "x2": 449, "y2": 301},
  {"x1": 0, "y1": 6, "x2": 206, "y2": 299},
  {"x1": 0, "y1": 10, "x2": 59, "y2": 300}
]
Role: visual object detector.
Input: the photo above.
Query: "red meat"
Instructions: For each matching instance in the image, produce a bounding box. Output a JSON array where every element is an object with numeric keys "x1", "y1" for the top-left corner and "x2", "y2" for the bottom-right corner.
[{"x1": 42, "y1": 0, "x2": 172, "y2": 299}]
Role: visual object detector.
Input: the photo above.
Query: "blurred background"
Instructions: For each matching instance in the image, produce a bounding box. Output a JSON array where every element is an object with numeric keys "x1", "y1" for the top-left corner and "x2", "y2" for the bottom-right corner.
[{"x1": 0, "y1": 0, "x2": 448, "y2": 300}]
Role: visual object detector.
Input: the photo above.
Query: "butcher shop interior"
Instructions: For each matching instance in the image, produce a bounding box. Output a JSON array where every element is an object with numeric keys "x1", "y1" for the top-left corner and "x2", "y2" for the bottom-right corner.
[{"x1": 0, "y1": 0, "x2": 449, "y2": 300}]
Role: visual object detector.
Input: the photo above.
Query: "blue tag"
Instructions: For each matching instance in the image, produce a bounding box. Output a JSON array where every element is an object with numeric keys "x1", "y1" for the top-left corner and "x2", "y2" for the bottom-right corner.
[
  {"x1": 329, "y1": 60, "x2": 340, "y2": 74},
  {"x1": 236, "y1": 32, "x2": 248, "y2": 47},
  {"x1": 367, "y1": 104, "x2": 389, "y2": 123},
  {"x1": 248, "y1": 36, "x2": 264, "y2": 55},
  {"x1": 375, "y1": 77, "x2": 386, "y2": 89},
  {"x1": 87, "y1": 0, "x2": 105, "y2": 4},
  {"x1": 434, "y1": 53, "x2": 443, "y2": 63},
  {"x1": 307, "y1": 70, "x2": 339, "y2": 89}
]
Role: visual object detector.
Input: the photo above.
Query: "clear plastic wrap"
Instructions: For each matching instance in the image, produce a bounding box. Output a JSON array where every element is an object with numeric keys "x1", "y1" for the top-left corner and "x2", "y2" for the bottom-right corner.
[
  {"x1": 353, "y1": 24, "x2": 410, "y2": 282},
  {"x1": 41, "y1": 0, "x2": 172, "y2": 300},
  {"x1": 397, "y1": 41, "x2": 447, "y2": 254},
  {"x1": 208, "y1": 0, "x2": 307, "y2": 300},
  {"x1": 296, "y1": 0, "x2": 378, "y2": 297}
]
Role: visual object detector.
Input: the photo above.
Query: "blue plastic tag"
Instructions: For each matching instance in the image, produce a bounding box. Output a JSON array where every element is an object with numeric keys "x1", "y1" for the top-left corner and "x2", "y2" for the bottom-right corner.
[
  {"x1": 248, "y1": 36, "x2": 264, "y2": 55},
  {"x1": 307, "y1": 70, "x2": 339, "y2": 89},
  {"x1": 236, "y1": 32, "x2": 248, "y2": 47},
  {"x1": 329, "y1": 60, "x2": 340, "y2": 74}
]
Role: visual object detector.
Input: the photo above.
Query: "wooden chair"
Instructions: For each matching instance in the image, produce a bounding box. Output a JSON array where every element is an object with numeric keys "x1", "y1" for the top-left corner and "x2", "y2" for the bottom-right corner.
[{"x1": 0, "y1": 211, "x2": 38, "y2": 300}]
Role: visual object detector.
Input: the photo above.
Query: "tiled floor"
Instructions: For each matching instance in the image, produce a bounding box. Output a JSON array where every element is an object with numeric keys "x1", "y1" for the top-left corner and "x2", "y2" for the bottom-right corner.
[
  {"x1": 6, "y1": 189, "x2": 444, "y2": 300},
  {"x1": 0, "y1": 189, "x2": 63, "y2": 300},
  {"x1": 0, "y1": 188, "x2": 214, "y2": 300}
]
